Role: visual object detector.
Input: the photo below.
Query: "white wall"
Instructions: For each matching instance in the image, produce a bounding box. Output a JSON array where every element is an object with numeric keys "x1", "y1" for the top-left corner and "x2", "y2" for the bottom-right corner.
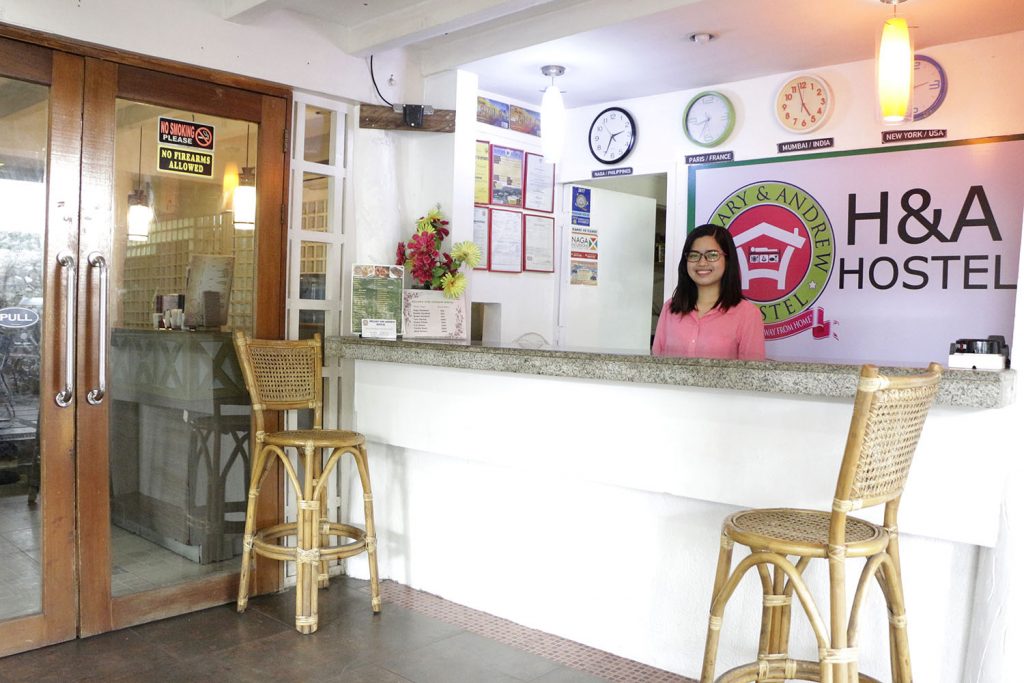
[
  {"x1": 470, "y1": 89, "x2": 560, "y2": 345},
  {"x1": 2, "y1": 0, "x2": 417, "y2": 106}
]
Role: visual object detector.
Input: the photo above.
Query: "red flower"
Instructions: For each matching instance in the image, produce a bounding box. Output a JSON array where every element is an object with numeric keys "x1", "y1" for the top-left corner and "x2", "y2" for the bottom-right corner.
[{"x1": 395, "y1": 241, "x2": 406, "y2": 265}]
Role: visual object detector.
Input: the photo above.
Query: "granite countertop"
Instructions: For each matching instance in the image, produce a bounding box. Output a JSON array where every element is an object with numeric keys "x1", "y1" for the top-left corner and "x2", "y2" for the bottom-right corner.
[{"x1": 324, "y1": 336, "x2": 1015, "y2": 409}]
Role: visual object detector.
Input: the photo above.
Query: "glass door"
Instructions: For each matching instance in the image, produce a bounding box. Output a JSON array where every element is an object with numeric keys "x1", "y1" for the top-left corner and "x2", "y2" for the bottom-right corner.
[
  {"x1": 0, "y1": 31, "x2": 288, "y2": 655},
  {"x1": 76, "y1": 60, "x2": 288, "y2": 636},
  {"x1": 0, "y1": 37, "x2": 81, "y2": 656}
]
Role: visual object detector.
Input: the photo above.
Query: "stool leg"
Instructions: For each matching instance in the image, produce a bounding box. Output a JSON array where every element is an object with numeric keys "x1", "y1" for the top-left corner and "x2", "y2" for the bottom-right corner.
[
  {"x1": 237, "y1": 441, "x2": 270, "y2": 612},
  {"x1": 353, "y1": 444, "x2": 381, "y2": 613},
  {"x1": 885, "y1": 545, "x2": 912, "y2": 682},
  {"x1": 700, "y1": 532, "x2": 734, "y2": 683},
  {"x1": 295, "y1": 442, "x2": 319, "y2": 634},
  {"x1": 315, "y1": 448, "x2": 330, "y2": 589}
]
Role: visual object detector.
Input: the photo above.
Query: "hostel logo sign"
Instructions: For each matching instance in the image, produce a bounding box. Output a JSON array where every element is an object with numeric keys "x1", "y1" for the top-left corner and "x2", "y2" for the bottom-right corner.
[{"x1": 710, "y1": 181, "x2": 836, "y2": 340}]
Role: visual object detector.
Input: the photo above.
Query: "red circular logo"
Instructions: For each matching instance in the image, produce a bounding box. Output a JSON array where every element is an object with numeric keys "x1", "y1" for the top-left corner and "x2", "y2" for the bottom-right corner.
[{"x1": 728, "y1": 204, "x2": 811, "y2": 303}]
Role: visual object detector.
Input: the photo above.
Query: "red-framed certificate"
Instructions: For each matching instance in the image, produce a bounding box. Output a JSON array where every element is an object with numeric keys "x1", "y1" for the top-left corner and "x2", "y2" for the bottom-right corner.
[
  {"x1": 523, "y1": 214, "x2": 555, "y2": 272},
  {"x1": 474, "y1": 140, "x2": 490, "y2": 205},
  {"x1": 473, "y1": 205, "x2": 489, "y2": 270},
  {"x1": 523, "y1": 152, "x2": 555, "y2": 212},
  {"x1": 489, "y1": 145, "x2": 524, "y2": 207},
  {"x1": 488, "y1": 208, "x2": 523, "y2": 273}
]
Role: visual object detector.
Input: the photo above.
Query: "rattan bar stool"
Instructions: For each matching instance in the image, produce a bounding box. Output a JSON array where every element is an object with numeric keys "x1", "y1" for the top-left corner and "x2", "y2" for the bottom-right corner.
[
  {"x1": 699, "y1": 363, "x2": 942, "y2": 683},
  {"x1": 232, "y1": 331, "x2": 380, "y2": 634}
]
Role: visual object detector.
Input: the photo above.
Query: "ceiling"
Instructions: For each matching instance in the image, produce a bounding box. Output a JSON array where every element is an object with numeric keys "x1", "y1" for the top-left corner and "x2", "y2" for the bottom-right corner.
[{"x1": 220, "y1": 0, "x2": 1024, "y2": 108}]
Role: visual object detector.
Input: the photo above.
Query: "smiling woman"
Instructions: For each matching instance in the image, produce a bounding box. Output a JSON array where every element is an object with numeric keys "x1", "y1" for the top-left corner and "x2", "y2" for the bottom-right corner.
[{"x1": 652, "y1": 223, "x2": 765, "y2": 360}]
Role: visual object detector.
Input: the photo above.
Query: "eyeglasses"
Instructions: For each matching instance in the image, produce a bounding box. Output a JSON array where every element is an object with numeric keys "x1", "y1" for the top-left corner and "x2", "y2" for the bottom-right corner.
[{"x1": 685, "y1": 249, "x2": 723, "y2": 263}]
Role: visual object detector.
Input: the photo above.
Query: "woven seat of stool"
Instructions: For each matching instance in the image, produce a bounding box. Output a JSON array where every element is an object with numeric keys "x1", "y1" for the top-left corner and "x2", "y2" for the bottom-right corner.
[
  {"x1": 233, "y1": 331, "x2": 381, "y2": 634},
  {"x1": 262, "y1": 429, "x2": 364, "y2": 449},
  {"x1": 725, "y1": 509, "x2": 887, "y2": 559},
  {"x1": 700, "y1": 363, "x2": 942, "y2": 683}
]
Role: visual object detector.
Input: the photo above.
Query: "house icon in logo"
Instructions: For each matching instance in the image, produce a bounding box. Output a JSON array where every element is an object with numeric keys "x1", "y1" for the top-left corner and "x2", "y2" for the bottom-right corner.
[{"x1": 732, "y1": 222, "x2": 807, "y2": 290}]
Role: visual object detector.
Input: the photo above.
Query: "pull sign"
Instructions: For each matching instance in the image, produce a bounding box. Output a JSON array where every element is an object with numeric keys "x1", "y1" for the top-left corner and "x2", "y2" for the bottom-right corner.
[{"x1": 0, "y1": 307, "x2": 40, "y2": 328}]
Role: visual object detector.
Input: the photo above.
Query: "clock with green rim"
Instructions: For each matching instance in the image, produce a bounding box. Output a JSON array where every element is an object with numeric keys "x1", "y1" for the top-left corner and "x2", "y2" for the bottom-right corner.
[
  {"x1": 588, "y1": 106, "x2": 636, "y2": 164},
  {"x1": 683, "y1": 91, "x2": 736, "y2": 148}
]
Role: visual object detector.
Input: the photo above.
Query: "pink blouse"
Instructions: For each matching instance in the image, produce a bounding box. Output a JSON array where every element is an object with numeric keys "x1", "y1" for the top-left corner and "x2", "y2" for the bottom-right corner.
[{"x1": 651, "y1": 299, "x2": 766, "y2": 360}]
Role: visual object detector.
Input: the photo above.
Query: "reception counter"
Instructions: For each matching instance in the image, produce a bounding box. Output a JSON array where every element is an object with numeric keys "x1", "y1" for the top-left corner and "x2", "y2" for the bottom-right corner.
[{"x1": 326, "y1": 336, "x2": 1018, "y2": 681}]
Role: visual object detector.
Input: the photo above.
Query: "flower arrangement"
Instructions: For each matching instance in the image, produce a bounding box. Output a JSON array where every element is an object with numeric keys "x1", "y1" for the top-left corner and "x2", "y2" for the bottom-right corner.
[{"x1": 395, "y1": 206, "x2": 481, "y2": 299}]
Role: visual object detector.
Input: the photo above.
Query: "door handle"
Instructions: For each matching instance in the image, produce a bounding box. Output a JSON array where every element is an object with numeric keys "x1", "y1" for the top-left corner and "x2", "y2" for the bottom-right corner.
[
  {"x1": 55, "y1": 251, "x2": 76, "y2": 407},
  {"x1": 87, "y1": 253, "x2": 107, "y2": 405}
]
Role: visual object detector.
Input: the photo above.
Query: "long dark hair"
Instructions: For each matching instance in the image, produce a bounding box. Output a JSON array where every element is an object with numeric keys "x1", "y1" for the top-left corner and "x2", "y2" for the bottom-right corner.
[{"x1": 669, "y1": 224, "x2": 744, "y2": 315}]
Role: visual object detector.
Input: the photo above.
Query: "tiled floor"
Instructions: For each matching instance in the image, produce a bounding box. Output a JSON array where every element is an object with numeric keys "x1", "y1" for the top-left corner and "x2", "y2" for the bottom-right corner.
[{"x1": 0, "y1": 577, "x2": 696, "y2": 683}]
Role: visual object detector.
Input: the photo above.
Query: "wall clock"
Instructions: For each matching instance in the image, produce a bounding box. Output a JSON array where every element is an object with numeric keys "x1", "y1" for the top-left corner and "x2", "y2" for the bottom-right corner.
[
  {"x1": 775, "y1": 74, "x2": 833, "y2": 134},
  {"x1": 588, "y1": 107, "x2": 637, "y2": 164},
  {"x1": 913, "y1": 54, "x2": 948, "y2": 121},
  {"x1": 683, "y1": 91, "x2": 736, "y2": 148}
]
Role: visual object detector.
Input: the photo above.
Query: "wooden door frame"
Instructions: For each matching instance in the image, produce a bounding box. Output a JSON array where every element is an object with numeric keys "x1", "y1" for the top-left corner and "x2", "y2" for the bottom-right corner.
[
  {"x1": 77, "y1": 59, "x2": 290, "y2": 636},
  {"x1": 0, "y1": 24, "x2": 291, "y2": 645},
  {"x1": 0, "y1": 35, "x2": 80, "y2": 657}
]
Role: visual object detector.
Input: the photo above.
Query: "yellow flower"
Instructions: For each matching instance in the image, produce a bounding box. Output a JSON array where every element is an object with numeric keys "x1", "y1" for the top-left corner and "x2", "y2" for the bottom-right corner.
[
  {"x1": 440, "y1": 271, "x2": 467, "y2": 299},
  {"x1": 417, "y1": 206, "x2": 443, "y2": 232},
  {"x1": 451, "y1": 241, "x2": 482, "y2": 269}
]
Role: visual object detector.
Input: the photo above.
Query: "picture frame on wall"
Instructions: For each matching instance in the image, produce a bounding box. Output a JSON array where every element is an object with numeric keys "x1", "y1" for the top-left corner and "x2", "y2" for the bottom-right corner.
[
  {"x1": 523, "y1": 214, "x2": 555, "y2": 272},
  {"x1": 474, "y1": 140, "x2": 491, "y2": 205},
  {"x1": 490, "y1": 145, "x2": 524, "y2": 207},
  {"x1": 473, "y1": 205, "x2": 490, "y2": 270},
  {"x1": 523, "y1": 152, "x2": 555, "y2": 213},
  {"x1": 488, "y1": 208, "x2": 524, "y2": 273}
]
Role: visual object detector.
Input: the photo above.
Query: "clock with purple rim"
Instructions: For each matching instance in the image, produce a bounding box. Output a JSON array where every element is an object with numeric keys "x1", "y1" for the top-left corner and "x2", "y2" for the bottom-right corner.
[{"x1": 913, "y1": 54, "x2": 948, "y2": 121}]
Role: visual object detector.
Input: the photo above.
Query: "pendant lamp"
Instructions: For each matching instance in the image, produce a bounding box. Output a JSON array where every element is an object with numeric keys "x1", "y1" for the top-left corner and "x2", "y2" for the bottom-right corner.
[
  {"x1": 234, "y1": 124, "x2": 256, "y2": 230},
  {"x1": 540, "y1": 65, "x2": 566, "y2": 164},
  {"x1": 127, "y1": 126, "x2": 152, "y2": 242},
  {"x1": 877, "y1": 0, "x2": 913, "y2": 124}
]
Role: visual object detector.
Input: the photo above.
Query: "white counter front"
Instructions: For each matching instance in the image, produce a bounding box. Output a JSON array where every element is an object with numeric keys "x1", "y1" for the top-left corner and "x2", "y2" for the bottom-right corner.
[{"x1": 328, "y1": 338, "x2": 1019, "y2": 681}]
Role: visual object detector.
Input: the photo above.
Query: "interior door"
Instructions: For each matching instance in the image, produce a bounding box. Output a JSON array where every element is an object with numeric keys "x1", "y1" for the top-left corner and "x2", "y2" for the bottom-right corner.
[
  {"x1": 562, "y1": 186, "x2": 655, "y2": 352},
  {"x1": 0, "y1": 36, "x2": 81, "y2": 657},
  {"x1": 0, "y1": 31, "x2": 287, "y2": 656},
  {"x1": 76, "y1": 59, "x2": 287, "y2": 636}
]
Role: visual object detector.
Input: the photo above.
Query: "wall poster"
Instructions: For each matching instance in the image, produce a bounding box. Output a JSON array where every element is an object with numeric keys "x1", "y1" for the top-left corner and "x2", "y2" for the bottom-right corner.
[
  {"x1": 688, "y1": 134, "x2": 1024, "y2": 366},
  {"x1": 490, "y1": 145, "x2": 524, "y2": 207},
  {"x1": 569, "y1": 225, "x2": 599, "y2": 287}
]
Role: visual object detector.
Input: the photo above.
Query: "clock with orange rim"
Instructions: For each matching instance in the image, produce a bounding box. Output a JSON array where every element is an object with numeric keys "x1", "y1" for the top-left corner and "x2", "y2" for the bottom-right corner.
[{"x1": 775, "y1": 74, "x2": 833, "y2": 134}]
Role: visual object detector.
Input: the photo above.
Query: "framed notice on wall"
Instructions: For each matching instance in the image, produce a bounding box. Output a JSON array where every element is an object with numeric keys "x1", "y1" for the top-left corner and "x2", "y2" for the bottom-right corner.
[
  {"x1": 524, "y1": 152, "x2": 555, "y2": 212},
  {"x1": 488, "y1": 208, "x2": 524, "y2": 273},
  {"x1": 490, "y1": 145, "x2": 524, "y2": 207},
  {"x1": 474, "y1": 140, "x2": 491, "y2": 204},
  {"x1": 473, "y1": 206, "x2": 490, "y2": 270},
  {"x1": 524, "y1": 215, "x2": 555, "y2": 272}
]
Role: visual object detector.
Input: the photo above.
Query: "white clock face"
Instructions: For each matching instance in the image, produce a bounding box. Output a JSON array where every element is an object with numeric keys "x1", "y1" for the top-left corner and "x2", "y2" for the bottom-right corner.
[
  {"x1": 775, "y1": 75, "x2": 832, "y2": 134},
  {"x1": 684, "y1": 91, "x2": 735, "y2": 147},
  {"x1": 589, "y1": 107, "x2": 636, "y2": 164},
  {"x1": 913, "y1": 55, "x2": 948, "y2": 121}
]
